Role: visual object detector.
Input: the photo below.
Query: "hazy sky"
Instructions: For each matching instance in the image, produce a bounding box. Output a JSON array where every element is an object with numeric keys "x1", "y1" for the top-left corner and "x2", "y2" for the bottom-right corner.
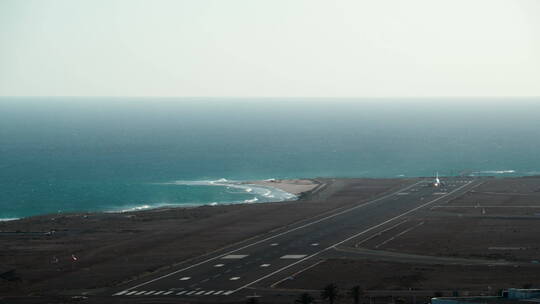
[{"x1": 1, "y1": 0, "x2": 539, "y2": 97}]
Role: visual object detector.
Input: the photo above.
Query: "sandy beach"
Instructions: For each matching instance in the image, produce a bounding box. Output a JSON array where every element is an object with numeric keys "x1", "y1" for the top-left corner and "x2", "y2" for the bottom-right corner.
[{"x1": 246, "y1": 179, "x2": 320, "y2": 195}]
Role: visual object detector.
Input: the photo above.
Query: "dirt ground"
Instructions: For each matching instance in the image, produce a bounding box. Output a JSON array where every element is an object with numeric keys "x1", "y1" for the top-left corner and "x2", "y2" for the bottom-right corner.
[
  {"x1": 274, "y1": 177, "x2": 540, "y2": 303},
  {"x1": 3, "y1": 177, "x2": 540, "y2": 304},
  {"x1": 0, "y1": 178, "x2": 408, "y2": 299}
]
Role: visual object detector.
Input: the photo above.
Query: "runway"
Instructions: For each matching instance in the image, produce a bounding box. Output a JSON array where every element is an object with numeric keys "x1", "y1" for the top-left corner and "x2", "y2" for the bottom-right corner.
[{"x1": 110, "y1": 177, "x2": 476, "y2": 300}]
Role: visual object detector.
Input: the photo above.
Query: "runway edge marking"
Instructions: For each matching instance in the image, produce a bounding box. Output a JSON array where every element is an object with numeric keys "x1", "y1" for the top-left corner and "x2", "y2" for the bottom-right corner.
[
  {"x1": 116, "y1": 180, "x2": 423, "y2": 293},
  {"x1": 229, "y1": 180, "x2": 474, "y2": 294}
]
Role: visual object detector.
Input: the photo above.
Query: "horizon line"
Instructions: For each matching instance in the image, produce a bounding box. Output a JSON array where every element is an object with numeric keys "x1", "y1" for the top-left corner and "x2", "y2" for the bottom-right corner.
[{"x1": 2, "y1": 96, "x2": 540, "y2": 99}]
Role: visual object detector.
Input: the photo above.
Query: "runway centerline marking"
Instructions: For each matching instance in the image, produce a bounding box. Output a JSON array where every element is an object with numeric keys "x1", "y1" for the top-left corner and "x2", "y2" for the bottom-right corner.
[
  {"x1": 260, "y1": 264, "x2": 271, "y2": 267},
  {"x1": 229, "y1": 180, "x2": 474, "y2": 295},
  {"x1": 179, "y1": 276, "x2": 191, "y2": 281},
  {"x1": 230, "y1": 276, "x2": 241, "y2": 280},
  {"x1": 119, "y1": 180, "x2": 424, "y2": 292},
  {"x1": 214, "y1": 264, "x2": 225, "y2": 267}
]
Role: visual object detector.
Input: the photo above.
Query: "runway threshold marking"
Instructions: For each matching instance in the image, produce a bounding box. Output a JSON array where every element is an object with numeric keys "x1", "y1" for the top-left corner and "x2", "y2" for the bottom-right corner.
[
  {"x1": 118, "y1": 180, "x2": 423, "y2": 293},
  {"x1": 229, "y1": 180, "x2": 474, "y2": 295}
]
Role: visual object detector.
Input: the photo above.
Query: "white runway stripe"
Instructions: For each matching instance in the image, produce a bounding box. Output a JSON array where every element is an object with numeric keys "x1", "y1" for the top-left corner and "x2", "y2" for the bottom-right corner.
[
  {"x1": 280, "y1": 254, "x2": 307, "y2": 259},
  {"x1": 204, "y1": 290, "x2": 215, "y2": 295},
  {"x1": 126, "y1": 291, "x2": 138, "y2": 295},
  {"x1": 223, "y1": 290, "x2": 234, "y2": 295},
  {"x1": 113, "y1": 290, "x2": 129, "y2": 296},
  {"x1": 163, "y1": 291, "x2": 173, "y2": 295},
  {"x1": 144, "y1": 291, "x2": 156, "y2": 295},
  {"x1": 214, "y1": 290, "x2": 224, "y2": 295},
  {"x1": 154, "y1": 291, "x2": 165, "y2": 295},
  {"x1": 195, "y1": 290, "x2": 206, "y2": 295},
  {"x1": 221, "y1": 254, "x2": 248, "y2": 259},
  {"x1": 186, "y1": 290, "x2": 197, "y2": 295},
  {"x1": 134, "y1": 291, "x2": 146, "y2": 295}
]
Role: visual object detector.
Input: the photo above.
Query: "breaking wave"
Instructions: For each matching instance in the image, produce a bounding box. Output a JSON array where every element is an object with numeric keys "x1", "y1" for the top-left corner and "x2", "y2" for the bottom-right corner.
[
  {"x1": 106, "y1": 178, "x2": 298, "y2": 213},
  {"x1": 164, "y1": 178, "x2": 296, "y2": 203},
  {"x1": 474, "y1": 170, "x2": 516, "y2": 174},
  {"x1": 0, "y1": 218, "x2": 19, "y2": 222}
]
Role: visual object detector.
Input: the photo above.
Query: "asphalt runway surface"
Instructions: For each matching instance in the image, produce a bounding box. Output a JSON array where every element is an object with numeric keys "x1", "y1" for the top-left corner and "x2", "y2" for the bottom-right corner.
[{"x1": 110, "y1": 177, "x2": 476, "y2": 300}]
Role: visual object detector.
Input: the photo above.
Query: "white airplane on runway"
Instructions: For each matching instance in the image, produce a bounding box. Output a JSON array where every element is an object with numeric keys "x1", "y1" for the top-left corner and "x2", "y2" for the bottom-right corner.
[{"x1": 432, "y1": 172, "x2": 443, "y2": 187}]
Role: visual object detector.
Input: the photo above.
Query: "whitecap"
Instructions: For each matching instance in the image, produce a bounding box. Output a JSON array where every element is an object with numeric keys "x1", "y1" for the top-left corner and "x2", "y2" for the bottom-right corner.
[
  {"x1": 476, "y1": 170, "x2": 516, "y2": 174},
  {"x1": 161, "y1": 178, "x2": 298, "y2": 205},
  {"x1": 244, "y1": 197, "x2": 259, "y2": 203},
  {"x1": 0, "y1": 218, "x2": 19, "y2": 222}
]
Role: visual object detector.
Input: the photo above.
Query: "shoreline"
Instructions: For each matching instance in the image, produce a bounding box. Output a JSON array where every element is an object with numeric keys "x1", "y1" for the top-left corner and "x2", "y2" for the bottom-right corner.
[
  {"x1": 1, "y1": 179, "x2": 321, "y2": 221},
  {"x1": 0, "y1": 177, "x2": 412, "y2": 299},
  {"x1": 4, "y1": 176, "x2": 540, "y2": 302},
  {"x1": 244, "y1": 178, "x2": 320, "y2": 196},
  {"x1": 3, "y1": 174, "x2": 531, "y2": 221}
]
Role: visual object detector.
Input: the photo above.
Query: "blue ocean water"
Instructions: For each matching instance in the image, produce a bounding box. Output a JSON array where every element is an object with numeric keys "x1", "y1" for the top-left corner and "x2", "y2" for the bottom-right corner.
[{"x1": 1, "y1": 97, "x2": 540, "y2": 219}]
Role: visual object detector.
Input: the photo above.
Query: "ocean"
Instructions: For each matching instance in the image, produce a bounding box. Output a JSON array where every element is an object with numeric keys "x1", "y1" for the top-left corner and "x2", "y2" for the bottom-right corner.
[{"x1": 1, "y1": 97, "x2": 540, "y2": 219}]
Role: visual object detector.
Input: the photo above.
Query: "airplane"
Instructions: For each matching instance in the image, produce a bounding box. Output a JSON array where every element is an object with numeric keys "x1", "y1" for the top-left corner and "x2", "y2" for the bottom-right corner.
[{"x1": 432, "y1": 172, "x2": 444, "y2": 187}]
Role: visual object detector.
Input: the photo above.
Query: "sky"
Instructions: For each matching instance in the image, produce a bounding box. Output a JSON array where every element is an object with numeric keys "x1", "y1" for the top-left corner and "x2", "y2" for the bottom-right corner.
[{"x1": 1, "y1": 0, "x2": 539, "y2": 97}]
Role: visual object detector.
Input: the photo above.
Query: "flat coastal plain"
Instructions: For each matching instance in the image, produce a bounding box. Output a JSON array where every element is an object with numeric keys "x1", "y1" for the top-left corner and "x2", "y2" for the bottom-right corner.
[{"x1": 2, "y1": 177, "x2": 540, "y2": 304}]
